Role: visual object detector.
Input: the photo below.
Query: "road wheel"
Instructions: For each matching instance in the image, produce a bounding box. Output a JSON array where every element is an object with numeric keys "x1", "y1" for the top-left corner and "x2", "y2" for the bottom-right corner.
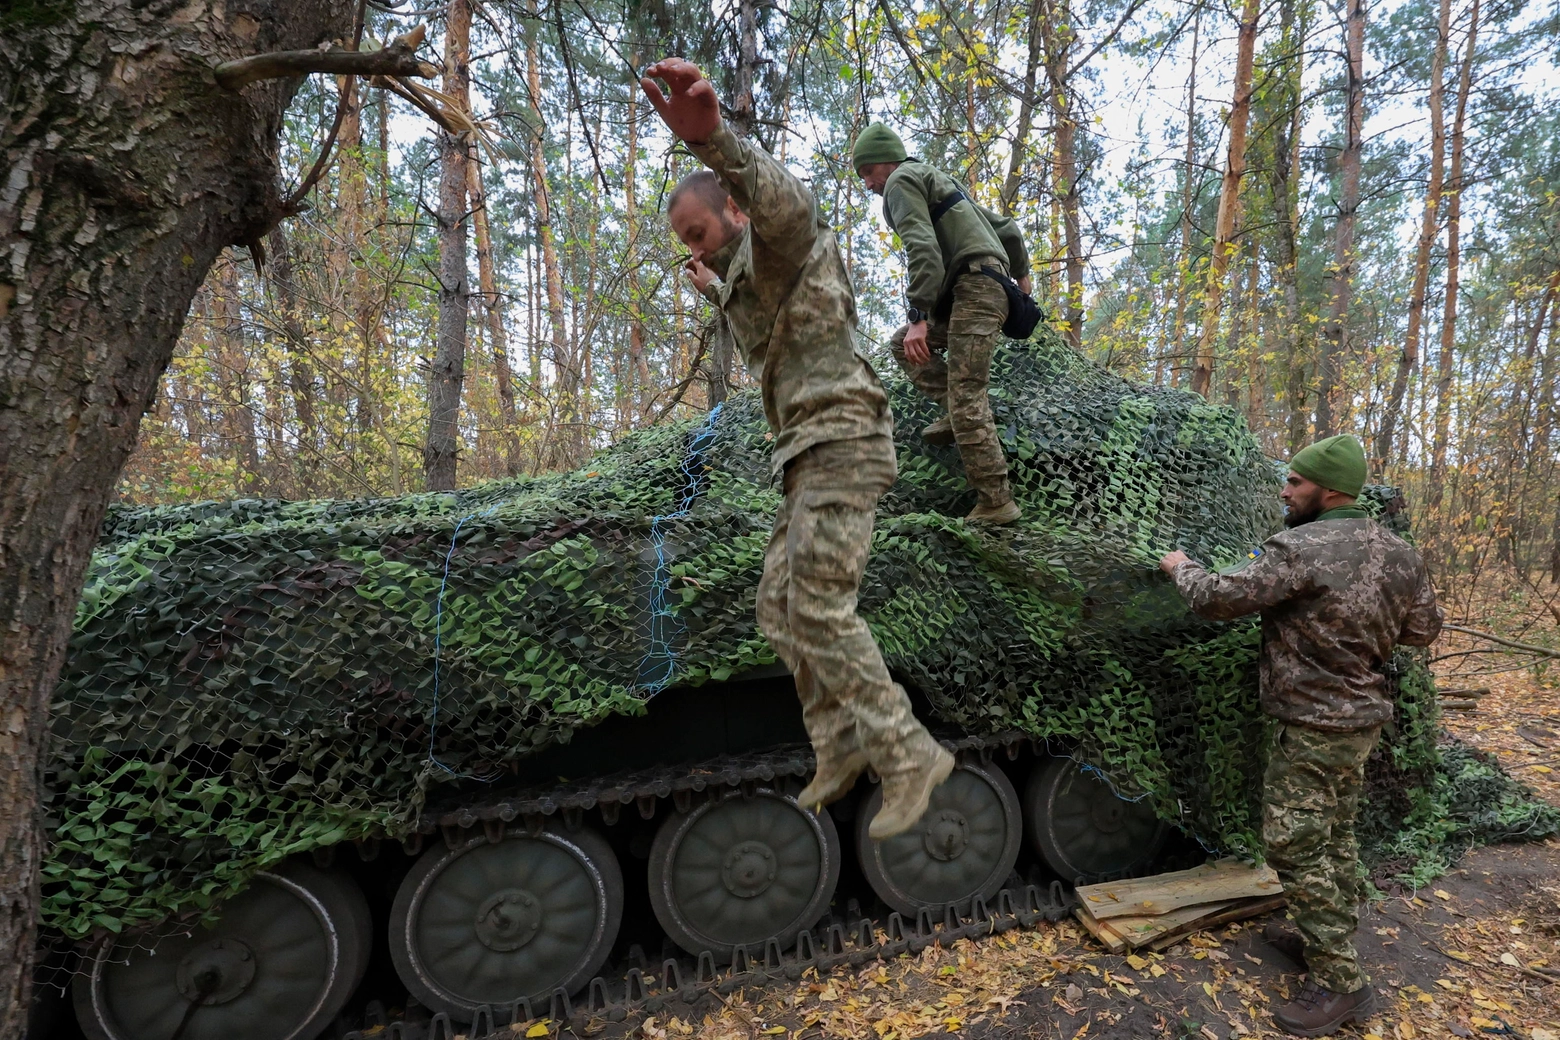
[
  {"x1": 389, "y1": 824, "x2": 622, "y2": 1019},
  {"x1": 1024, "y1": 755, "x2": 1167, "y2": 882},
  {"x1": 856, "y1": 759, "x2": 1022, "y2": 917},
  {"x1": 73, "y1": 861, "x2": 369, "y2": 1040},
  {"x1": 648, "y1": 786, "x2": 840, "y2": 959}
]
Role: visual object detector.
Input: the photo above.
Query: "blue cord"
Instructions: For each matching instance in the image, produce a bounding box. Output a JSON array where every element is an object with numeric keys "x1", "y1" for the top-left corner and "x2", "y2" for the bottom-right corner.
[
  {"x1": 424, "y1": 405, "x2": 726, "y2": 777},
  {"x1": 637, "y1": 403, "x2": 724, "y2": 695},
  {"x1": 427, "y1": 512, "x2": 503, "y2": 780}
]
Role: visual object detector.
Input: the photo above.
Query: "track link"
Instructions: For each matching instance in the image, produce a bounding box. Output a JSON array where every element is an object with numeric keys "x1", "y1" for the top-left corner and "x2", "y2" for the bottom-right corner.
[{"x1": 342, "y1": 729, "x2": 1075, "y2": 1040}]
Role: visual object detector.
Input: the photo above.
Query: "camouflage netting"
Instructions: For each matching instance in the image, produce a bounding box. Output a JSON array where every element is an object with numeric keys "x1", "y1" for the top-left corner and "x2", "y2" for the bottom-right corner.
[{"x1": 43, "y1": 327, "x2": 1559, "y2": 945}]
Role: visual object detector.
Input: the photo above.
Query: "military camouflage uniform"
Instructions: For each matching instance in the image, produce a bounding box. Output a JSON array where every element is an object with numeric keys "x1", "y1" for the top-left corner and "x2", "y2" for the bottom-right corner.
[
  {"x1": 880, "y1": 160, "x2": 1030, "y2": 510},
  {"x1": 688, "y1": 124, "x2": 944, "y2": 779},
  {"x1": 889, "y1": 266, "x2": 1010, "y2": 507},
  {"x1": 1169, "y1": 507, "x2": 1442, "y2": 993}
]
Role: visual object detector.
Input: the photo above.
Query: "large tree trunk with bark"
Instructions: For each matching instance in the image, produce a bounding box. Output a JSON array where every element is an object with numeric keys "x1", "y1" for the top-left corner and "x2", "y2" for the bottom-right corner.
[
  {"x1": 423, "y1": 0, "x2": 474, "y2": 491},
  {"x1": 0, "y1": 0, "x2": 355, "y2": 1031},
  {"x1": 1190, "y1": 0, "x2": 1260, "y2": 398},
  {"x1": 1042, "y1": 0, "x2": 1084, "y2": 350},
  {"x1": 1313, "y1": 0, "x2": 1366, "y2": 437},
  {"x1": 1375, "y1": 0, "x2": 1450, "y2": 477}
]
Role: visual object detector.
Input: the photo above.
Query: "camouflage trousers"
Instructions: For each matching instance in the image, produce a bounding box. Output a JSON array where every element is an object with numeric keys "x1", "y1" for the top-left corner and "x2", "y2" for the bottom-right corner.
[
  {"x1": 1263, "y1": 721, "x2": 1380, "y2": 993},
  {"x1": 890, "y1": 257, "x2": 1013, "y2": 509},
  {"x1": 756, "y1": 435, "x2": 942, "y2": 778}
]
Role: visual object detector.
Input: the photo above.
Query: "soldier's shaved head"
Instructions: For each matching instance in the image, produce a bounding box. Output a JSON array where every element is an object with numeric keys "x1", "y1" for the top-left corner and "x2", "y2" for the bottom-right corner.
[
  {"x1": 666, "y1": 171, "x2": 749, "y2": 266},
  {"x1": 667, "y1": 171, "x2": 732, "y2": 218}
]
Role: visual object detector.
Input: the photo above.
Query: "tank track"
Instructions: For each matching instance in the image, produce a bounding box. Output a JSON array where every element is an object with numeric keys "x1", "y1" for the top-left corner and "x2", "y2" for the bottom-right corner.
[{"x1": 341, "y1": 729, "x2": 1077, "y2": 1040}]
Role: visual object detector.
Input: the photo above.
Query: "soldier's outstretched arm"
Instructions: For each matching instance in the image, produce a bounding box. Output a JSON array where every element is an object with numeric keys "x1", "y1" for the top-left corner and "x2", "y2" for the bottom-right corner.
[
  {"x1": 641, "y1": 58, "x2": 817, "y2": 269},
  {"x1": 1164, "y1": 544, "x2": 1311, "y2": 621},
  {"x1": 1398, "y1": 565, "x2": 1444, "y2": 646}
]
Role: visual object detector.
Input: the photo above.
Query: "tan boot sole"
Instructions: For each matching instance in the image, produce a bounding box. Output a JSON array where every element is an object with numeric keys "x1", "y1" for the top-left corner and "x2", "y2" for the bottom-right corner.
[
  {"x1": 798, "y1": 752, "x2": 869, "y2": 809},
  {"x1": 868, "y1": 747, "x2": 956, "y2": 840},
  {"x1": 922, "y1": 423, "x2": 955, "y2": 446},
  {"x1": 967, "y1": 500, "x2": 1021, "y2": 525}
]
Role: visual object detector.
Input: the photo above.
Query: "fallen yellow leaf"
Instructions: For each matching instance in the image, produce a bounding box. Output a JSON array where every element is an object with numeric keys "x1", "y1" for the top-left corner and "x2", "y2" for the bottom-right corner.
[
  {"x1": 1364, "y1": 1033, "x2": 1385, "y2": 1040},
  {"x1": 1500, "y1": 952, "x2": 1520, "y2": 966},
  {"x1": 1532, "y1": 765, "x2": 1553, "y2": 773},
  {"x1": 1126, "y1": 954, "x2": 1149, "y2": 970},
  {"x1": 1434, "y1": 890, "x2": 1452, "y2": 900},
  {"x1": 761, "y1": 1028, "x2": 786, "y2": 1036},
  {"x1": 525, "y1": 1024, "x2": 550, "y2": 1039}
]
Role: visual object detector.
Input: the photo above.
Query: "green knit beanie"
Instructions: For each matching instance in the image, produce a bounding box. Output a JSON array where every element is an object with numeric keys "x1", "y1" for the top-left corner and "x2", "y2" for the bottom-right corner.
[
  {"x1": 853, "y1": 123, "x2": 908, "y2": 172},
  {"x1": 1289, "y1": 435, "x2": 1367, "y2": 497}
]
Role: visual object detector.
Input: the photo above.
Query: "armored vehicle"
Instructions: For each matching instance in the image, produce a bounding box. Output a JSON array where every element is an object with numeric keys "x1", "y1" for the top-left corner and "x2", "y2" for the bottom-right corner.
[{"x1": 42, "y1": 332, "x2": 1432, "y2": 1040}]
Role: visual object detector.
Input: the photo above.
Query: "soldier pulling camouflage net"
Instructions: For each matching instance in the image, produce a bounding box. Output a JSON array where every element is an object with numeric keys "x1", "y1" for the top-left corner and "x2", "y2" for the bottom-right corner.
[
  {"x1": 1163, "y1": 436, "x2": 1445, "y2": 1036},
  {"x1": 41, "y1": 320, "x2": 1559, "y2": 1037}
]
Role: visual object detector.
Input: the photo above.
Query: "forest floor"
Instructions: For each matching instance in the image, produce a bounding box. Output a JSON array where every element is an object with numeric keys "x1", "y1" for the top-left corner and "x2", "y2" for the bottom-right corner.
[{"x1": 560, "y1": 668, "x2": 1560, "y2": 1040}]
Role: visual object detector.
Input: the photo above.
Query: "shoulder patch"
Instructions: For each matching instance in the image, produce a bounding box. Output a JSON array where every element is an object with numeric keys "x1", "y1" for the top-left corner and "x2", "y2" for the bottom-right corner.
[{"x1": 1247, "y1": 546, "x2": 1264, "y2": 561}]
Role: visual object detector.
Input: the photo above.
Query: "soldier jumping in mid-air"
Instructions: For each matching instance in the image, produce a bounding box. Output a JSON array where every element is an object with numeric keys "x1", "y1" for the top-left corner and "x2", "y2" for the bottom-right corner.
[
  {"x1": 1159, "y1": 435, "x2": 1442, "y2": 1037},
  {"x1": 639, "y1": 58, "x2": 953, "y2": 839},
  {"x1": 852, "y1": 123, "x2": 1033, "y2": 525}
]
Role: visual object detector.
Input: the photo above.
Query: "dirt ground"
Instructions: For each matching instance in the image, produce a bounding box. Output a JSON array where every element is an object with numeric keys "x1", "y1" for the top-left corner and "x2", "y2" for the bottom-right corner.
[{"x1": 555, "y1": 671, "x2": 1560, "y2": 1040}]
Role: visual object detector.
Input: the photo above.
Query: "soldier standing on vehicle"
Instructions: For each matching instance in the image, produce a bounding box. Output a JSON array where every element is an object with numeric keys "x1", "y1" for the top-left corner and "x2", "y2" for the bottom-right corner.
[
  {"x1": 640, "y1": 59, "x2": 954, "y2": 839},
  {"x1": 1157, "y1": 435, "x2": 1442, "y2": 1037},
  {"x1": 852, "y1": 123, "x2": 1032, "y2": 525}
]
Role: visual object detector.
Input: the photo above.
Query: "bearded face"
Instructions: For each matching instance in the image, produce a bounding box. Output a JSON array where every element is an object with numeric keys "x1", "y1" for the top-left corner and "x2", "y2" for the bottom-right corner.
[{"x1": 1281, "y1": 473, "x2": 1329, "y2": 528}]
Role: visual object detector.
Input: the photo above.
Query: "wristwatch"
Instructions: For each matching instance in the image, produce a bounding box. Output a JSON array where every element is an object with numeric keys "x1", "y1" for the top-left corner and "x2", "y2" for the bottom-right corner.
[{"x1": 907, "y1": 307, "x2": 926, "y2": 324}]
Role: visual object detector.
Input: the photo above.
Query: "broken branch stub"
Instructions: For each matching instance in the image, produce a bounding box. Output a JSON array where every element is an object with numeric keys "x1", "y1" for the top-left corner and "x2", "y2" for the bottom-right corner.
[{"x1": 215, "y1": 25, "x2": 435, "y2": 91}]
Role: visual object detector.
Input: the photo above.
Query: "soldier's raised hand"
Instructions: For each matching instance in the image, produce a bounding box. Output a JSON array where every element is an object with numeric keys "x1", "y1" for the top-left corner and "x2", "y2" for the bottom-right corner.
[{"x1": 641, "y1": 58, "x2": 721, "y2": 146}]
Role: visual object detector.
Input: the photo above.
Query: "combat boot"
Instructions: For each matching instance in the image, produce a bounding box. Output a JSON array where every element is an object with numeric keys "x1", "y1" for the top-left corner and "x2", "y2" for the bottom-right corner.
[
  {"x1": 799, "y1": 751, "x2": 869, "y2": 809},
  {"x1": 1272, "y1": 980, "x2": 1376, "y2": 1037},
  {"x1": 967, "y1": 488, "x2": 1022, "y2": 525},
  {"x1": 922, "y1": 415, "x2": 955, "y2": 446},
  {"x1": 1262, "y1": 920, "x2": 1308, "y2": 970},
  {"x1": 868, "y1": 742, "x2": 955, "y2": 840}
]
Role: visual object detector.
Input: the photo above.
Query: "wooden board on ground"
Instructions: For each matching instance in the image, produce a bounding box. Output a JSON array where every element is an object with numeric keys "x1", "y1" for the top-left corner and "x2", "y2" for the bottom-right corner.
[
  {"x1": 1145, "y1": 894, "x2": 1287, "y2": 950},
  {"x1": 1076, "y1": 859, "x2": 1282, "y2": 920},
  {"x1": 1074, "y1": 893, "x2": 1286, "y2": 953}
]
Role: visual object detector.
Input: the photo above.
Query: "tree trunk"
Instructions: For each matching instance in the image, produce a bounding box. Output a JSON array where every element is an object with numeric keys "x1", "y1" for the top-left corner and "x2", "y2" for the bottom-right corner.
[
  {"x1": 731, "y1": 0, "x2": 761, "y2": 138},
  {"x1": 1190, "y1": 0, "x2": 1260, "y2": 398},
  {"x1": 216, "y1": 258, "x2": 264, "y2": 494},
  {"x1": 1376, "y1": 0, "x2": 1450, "y2": 477},
  {"x1": 467, "y1": 155, "x2": 522, "y2": 476},
  {"x1": 1001, "y1": 0, "x2": 1046, "y2": 215},
  {"x1": 265, "y1": 225, "x2": 321, "y2": 496},
  {"x1": 1427, "y1": 0, "x2": 1480, "y2": 515},
  {"x1": 526, "y1": 0, "x2": 575, "y2": 468},
  {"x1": 1043, "y1": 0, "x2": 1084, "y2": 349},
  {"x1": 624, "y1": 61, "x2": 651, "y2": 422},
  {"x1": 0, "y1": 1, "x2": 354, "y2": 1030},
  {"x1": 1167, "y1": 7, "x2": 1202, "y2": 388},
  {"x1": 1313, "y1": 0, "x2": 1366, "y2": 437},
  {"x1": 423, "y1": 0, "x2": 474, "y2": 491}
]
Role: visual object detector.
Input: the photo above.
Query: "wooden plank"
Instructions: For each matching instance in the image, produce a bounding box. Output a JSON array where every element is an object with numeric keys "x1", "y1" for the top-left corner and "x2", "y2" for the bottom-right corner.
[
  {"x1": 1077, "y1": 859, "x2": 1282, "y2": 920},
  {"x1": 1146, "y1": 894, "x2": 1288, "y2": 951},
  {"x1": 1101, "y1": 900, "x2": 1238, "y2": 948},
  {"x1": 1072, "y1": 903, "x2": 1128, "y2": 954}
]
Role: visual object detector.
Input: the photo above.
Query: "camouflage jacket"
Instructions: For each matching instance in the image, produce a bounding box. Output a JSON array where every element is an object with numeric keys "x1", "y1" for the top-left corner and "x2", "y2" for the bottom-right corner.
[
  {"x1": 881, "y1": 159, "x2": 1031, "y2": 316},
  {"x1": 690, "y1": 124, "x2": 894, "y2": 477},
  {"x1": 1170, "y1": 514, "x2": 1443, "y2": 731}
]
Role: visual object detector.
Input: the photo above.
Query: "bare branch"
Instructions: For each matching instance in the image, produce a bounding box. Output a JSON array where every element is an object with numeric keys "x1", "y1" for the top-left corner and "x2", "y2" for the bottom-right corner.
[
  {"x1": 215, "y1": 25, "x2": 435, "y2": 91},
  {"x1": 1442, "y1": 623, "x2": 1560, "y2": 660}
]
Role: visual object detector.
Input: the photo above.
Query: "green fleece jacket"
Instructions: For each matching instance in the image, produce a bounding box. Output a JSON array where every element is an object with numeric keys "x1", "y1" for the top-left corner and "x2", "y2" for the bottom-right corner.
[{"x1": 881, "y1": 160, "x2": 1031, "y2": 315}]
